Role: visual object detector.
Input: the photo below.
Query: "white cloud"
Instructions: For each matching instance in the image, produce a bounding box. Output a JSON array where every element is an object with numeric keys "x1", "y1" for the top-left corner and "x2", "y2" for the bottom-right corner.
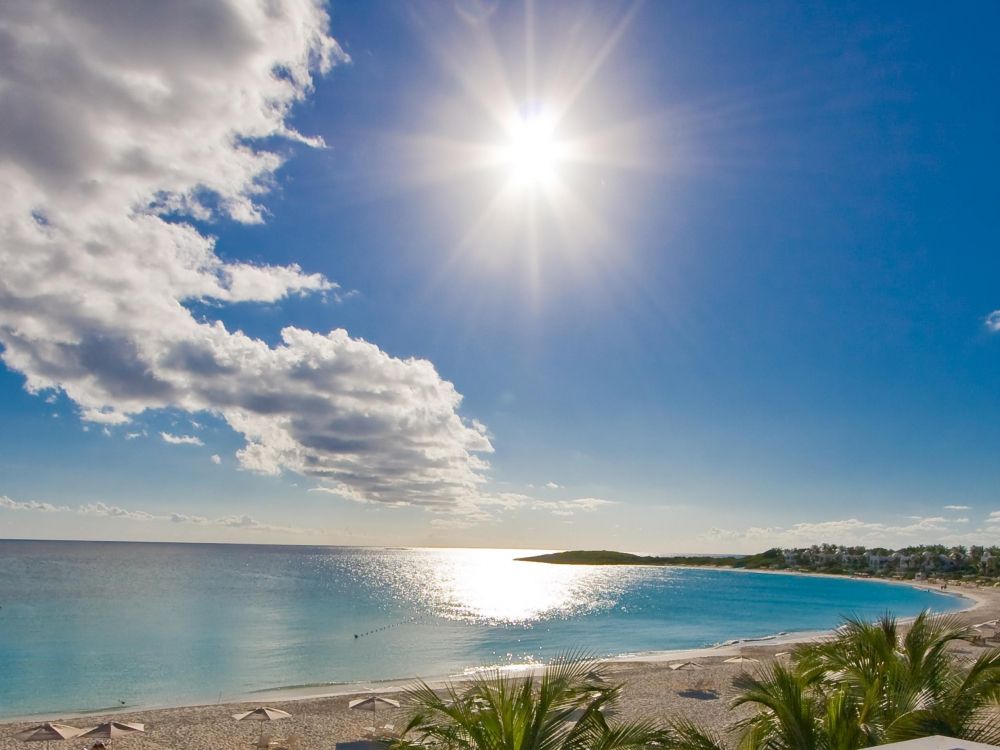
[
  {"x1": 944, "y1": 504, "x2": 971, "y2": 511},
  {"x1": 160, "y1": 432, "x2": 204, "y2": 446},
  {"x1": 475, "y1": 492, "x2": 615, "y2": 519},
  {"x1": 986, "y1": 311, "x2": 1000, "y2": 332},
  {"x1": 0, "y1": 2, "x2": 494, "y2": 512},
  {"x1": 537, "y1": 497, "x2": 615, "y2": 516},
  {"x1": 545, "y1": 481, "x2": 561, "y2": 489},
  {"x1": 0, "y1": 495, "x2": 69, "y2": 513},
  {"x1": 702, "y1": 515, "x2": 982, "y2": 548},
  {"x1": 210, "y1": 454, "x2": 222, "y2": 465},
  {"x1": 1, "y1": 492, "x2": 306, "y2": 534},
  {"x1": 78, "y1": 501, "x2": 155, "y2": 521}
]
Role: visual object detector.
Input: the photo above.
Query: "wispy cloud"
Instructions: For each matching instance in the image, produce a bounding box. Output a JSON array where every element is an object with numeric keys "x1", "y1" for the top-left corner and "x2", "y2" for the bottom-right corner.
[
  {"x1": 0, "y1": 495, "x2": 69, "y2": 513},
  {"x1": 701, "y1": 514, "x2": 985, "y2": 548},
  {"x1": 986, "y1": 311, "x2": 1000, "y2": 332},
  {"x1": 160, "y1": 432, "x2": 204, "y2": 446},
  {"x1": 545, "y1": 481, "x2": 562, "y2": 489},
  {"x1": 480, "y1": 493, "x2": 616, "y2": 520},
  {"x1": 533, "y1": 497, "x2": 615, "y2": 516},
  {"x1": 1, "y1": 494, "x2": 310, "y2": 535},
  {"x1": 944, "y1": 504, "x2": 971, "y2": 511},
  {"x1": 79, "y1": 502, "x2": 155, "y2": 521}
]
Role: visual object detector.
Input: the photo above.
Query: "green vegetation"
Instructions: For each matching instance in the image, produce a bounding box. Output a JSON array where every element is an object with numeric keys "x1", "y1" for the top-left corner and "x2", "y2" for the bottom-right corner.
[
  {"x1": 516, "y1": 548, "x2": 782, "y2": 569},
  {"x1": 394, "y1": 615, "x2": 1000, "y2": 750},
  {"x1": 393, "y1": 654, "x2": 662, "y2": 750},
  {"x1": 665, "y1": 612, "x2": 1000, "y2": 750},
  {"x1": 519, "y1": 544, "x2": 1000, "y2": 582}
]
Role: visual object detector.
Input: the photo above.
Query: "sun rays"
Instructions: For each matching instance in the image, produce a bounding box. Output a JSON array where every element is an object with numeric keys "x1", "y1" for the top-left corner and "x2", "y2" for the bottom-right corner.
[{"x1": 379, "y1": 1, "x2": 657, "y2": 300}]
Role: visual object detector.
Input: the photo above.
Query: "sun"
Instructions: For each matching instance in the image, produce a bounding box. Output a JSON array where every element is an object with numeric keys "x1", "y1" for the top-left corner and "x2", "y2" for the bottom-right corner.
[{"x1": 502, "y1": 111, "x2": 564, "y2": 187}]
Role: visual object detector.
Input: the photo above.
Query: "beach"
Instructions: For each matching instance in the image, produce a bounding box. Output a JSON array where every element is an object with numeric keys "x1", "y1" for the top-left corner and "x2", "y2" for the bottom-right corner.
[{"x1": 2, "y1": 578, "x2": 994, "y2": 750}]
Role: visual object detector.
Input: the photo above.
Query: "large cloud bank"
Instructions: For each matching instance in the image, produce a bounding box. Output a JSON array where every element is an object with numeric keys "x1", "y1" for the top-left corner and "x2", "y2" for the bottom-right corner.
[{"x1": 0, "y1": 1, "x2": 493, "y2": 508}]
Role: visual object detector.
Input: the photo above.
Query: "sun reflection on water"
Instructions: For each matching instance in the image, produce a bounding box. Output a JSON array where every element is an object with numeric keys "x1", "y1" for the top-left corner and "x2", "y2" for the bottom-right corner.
[{"x1": 376, "y1": 548, "x2": 636, "y2": 625}]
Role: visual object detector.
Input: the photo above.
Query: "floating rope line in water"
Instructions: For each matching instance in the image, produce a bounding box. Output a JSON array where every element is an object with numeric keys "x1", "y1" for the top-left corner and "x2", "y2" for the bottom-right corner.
[{"x1": 353, "y1": 617, "x2": 423, "y2": 639}]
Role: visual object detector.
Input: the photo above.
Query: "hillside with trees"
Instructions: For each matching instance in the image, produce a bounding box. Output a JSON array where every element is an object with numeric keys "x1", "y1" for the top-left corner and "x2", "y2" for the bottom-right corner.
[{"x1": 519, "y1": 544, "x2": 1000, "y2": 582}]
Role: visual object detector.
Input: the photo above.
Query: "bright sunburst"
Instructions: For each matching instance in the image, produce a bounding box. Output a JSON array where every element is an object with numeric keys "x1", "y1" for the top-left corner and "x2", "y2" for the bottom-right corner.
[
  {"x1": 386, "y1": 1, "x2": 658, "y2": 291},
  {"x1": 503, "y1": 111, "x2": 564, "y2": 187}
]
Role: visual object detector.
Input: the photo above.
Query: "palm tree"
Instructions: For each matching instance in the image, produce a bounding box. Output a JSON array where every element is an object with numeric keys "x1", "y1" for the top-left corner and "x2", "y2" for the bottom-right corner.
[
  {"x1": 393, "y1": 655, "x2": 664, "y2": 750},
  {"x1": 796, "y1": 611, "x2": 1000, "y2": 745},
  {"x1": 663, "y1": 612, "x2": 1000, "y2": 750}
]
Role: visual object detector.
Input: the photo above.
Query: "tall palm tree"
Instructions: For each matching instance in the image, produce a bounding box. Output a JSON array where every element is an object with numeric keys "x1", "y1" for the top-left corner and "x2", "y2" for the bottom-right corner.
[{"x1": 394, "y1": 655, "x2": 664, "y2": 750}]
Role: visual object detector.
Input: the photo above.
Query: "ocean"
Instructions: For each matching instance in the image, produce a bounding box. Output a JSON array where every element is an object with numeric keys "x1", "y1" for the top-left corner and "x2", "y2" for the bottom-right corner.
[{"x1": 0, "y1": 540, "x2": 965, "y2": 718}]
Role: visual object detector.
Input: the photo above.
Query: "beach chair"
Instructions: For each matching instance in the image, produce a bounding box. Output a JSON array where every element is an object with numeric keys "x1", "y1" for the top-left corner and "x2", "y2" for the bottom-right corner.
[
  {"x1": 364, "y1": 724, "x2": 395, "y2": 739},
  {"x1": 336, "y1": 741, "x2": 391, "y2": 750}
]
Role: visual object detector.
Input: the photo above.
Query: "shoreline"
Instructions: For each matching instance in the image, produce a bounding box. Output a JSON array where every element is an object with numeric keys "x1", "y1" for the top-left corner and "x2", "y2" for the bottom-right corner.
[{"x1": 0, "y1": 568, "x2": 980, "y2": 726}]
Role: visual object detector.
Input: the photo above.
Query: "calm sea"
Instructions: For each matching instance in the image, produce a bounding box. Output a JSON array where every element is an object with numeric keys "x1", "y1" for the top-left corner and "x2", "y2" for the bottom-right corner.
[{"x1": 0, "y1": 541, "x2": 965, "y2": 718}]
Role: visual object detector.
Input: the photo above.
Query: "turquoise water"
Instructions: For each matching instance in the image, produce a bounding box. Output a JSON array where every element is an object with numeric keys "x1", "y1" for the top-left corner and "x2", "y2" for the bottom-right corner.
[{"x1": 0, "y1": 541, "x2": 965, "y2": 718}]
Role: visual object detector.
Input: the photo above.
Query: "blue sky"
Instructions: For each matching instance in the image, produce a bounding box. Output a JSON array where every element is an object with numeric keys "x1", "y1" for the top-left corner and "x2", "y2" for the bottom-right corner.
[{"x1": 0, "y1": 0, "x2": 998, "y2": 552}]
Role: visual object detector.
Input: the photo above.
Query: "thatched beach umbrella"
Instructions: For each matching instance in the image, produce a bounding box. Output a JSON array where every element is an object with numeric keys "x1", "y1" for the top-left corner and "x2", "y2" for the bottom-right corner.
[
  {"x1": 14, "y1": 723, "x2": 84, "y2": 750},
  {"x1": 724, "y1": 655, "x2": 760, "y2": 674},
  {"x1": 78, "y1": 722, "x2": 144, "y2": 749},
  {"x1": 233, "y1": 708, "x2": 291, "y2": 742},
  {"x1": 669, "y1": 661, "x2": 703, "y2": 671},
  {"x1": 349, "y1": 696, "x2": 400, "y2": 733}
]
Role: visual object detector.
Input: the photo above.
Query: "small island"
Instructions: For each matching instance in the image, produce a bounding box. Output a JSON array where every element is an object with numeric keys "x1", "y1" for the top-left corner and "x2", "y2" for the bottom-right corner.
[{"x1": 516, "y1": 549, "x2": 771, "y2": 567}]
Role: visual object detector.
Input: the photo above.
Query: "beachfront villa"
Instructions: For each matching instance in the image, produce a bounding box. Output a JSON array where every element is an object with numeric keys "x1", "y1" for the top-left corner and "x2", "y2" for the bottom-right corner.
[{"x1": 777, "y1": 545, "x2": 1000, "y2": 578}]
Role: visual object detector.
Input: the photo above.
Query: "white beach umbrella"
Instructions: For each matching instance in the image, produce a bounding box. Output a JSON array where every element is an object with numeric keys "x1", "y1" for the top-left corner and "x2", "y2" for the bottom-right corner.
[
  {"x1": 14, "y1": 723, "x2": 84, "y2": 750},
  {"x1": 724, "y1": 656, "x2": 760, "y2": 664},
  {"x1": 349, "y1": 696, "x2": 400, "y2": 733},
  {"x1": 78, "y1": 722, "x2": 144, "y2": 749},
  {"x1": 233, "y1": 707, "x2": 291, "y2": 741}
]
